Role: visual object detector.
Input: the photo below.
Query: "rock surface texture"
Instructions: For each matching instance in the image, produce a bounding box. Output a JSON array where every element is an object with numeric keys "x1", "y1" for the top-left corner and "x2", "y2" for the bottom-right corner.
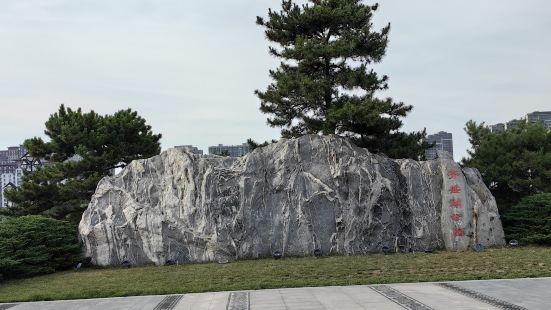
[{"x1": 79, "y1": 135, "x2": 505, "y2": 266}]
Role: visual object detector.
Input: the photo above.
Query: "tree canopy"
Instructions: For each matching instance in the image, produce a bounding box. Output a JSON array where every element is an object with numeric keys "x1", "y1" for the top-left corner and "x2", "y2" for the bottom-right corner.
[
  {"x1": 3, "y1": 105, "x2": 162, "y2": 223},
  {"x1": 462, "y1": 120, "x2": 551, "y2": 211},
  {"x1": 256, "y1": 0, "x2": 429, "y2": 159}
]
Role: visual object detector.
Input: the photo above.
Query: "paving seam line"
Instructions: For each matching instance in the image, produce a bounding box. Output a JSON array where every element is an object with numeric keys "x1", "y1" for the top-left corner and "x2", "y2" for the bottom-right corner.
[
  {"x1": 438, "y1": 283, "x2": 528, "y2": 310},
  {"x1": 153, "y1": 295, "x2": 184, "y2": 310},
  {"x1": 226, "y1": 292, "x2": 250, "y2": 310},
  {"x1": 370, "y1": 285, "x2": 434, "y2": 310}
]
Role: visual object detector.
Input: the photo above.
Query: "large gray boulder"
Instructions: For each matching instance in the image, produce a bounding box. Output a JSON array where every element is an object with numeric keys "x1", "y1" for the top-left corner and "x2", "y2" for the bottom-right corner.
[{"x1": 79, "y1": 135, "x2": 505, "y2": 266}]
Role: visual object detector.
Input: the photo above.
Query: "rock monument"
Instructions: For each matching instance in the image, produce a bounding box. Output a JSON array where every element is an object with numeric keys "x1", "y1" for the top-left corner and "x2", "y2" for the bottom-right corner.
[{"x1": 79, "y1": 135, "x2": 505, "y2": 266}]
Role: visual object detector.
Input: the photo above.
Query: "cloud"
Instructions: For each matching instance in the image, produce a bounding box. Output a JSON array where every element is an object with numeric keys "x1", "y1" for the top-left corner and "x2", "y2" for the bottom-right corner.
[{"x1": 0, "y1": 0, "x2": 549, "y2": 160}]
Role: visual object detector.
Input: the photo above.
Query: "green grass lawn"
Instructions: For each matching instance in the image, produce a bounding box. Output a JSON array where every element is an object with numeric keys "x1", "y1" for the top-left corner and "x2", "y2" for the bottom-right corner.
[{"x1": 1, "y1": 246, "x2": 551, "y2": 303}]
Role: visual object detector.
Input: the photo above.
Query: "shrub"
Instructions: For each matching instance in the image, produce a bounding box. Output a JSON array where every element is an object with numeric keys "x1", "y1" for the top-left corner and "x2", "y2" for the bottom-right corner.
[
  {"x1": 502, "y1": 193, "x2": 551, "y2": 245},
  {"x1": 0, "y1": 215, "x2": 85, "y2": 279}
]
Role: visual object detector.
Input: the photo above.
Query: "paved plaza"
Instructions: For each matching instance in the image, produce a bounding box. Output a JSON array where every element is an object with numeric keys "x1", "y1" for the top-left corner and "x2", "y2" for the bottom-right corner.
[{"x1": 2, "y1": 277, "x2": 550, "y2": 310}]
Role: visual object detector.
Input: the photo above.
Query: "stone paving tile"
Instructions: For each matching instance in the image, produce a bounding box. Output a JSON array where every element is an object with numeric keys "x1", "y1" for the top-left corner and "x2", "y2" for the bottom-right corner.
[
  {"x1": 309, "y1": 286, "x2": 365, "y2": 310},
  {"x1": 455, "y1": 278, "x2": 551, "y2": 310},
  {"x1": 250, "y1": 290, "x2": 286, "y2": 309},
  {"x1": 279, "y1": 289, "x2": 325, "y2": 310},
  {"x1": 339, "y1": 285, "x2": 408, "y2": 307},
  {"x1": 260, "y1": 287, "x2": 326, "y2": 310},
  {"x1": 249, "y1": 286, "x2": 406, "y2": 310},
  {"x1": 390, "y1": 283, "x2": 499, "y2": 310},
  {"x1": 173, "y1": 292, "x2": 228, "y2": 310},
  {"x1": 8, "y1": 295, "x2": 165, "y2": 310},
  {"x1": 439, "y1": 283, "x2": 528, "y2": 310},
  {"x1": 3, "y1": 278, "x2": 551, "y2": 310}
]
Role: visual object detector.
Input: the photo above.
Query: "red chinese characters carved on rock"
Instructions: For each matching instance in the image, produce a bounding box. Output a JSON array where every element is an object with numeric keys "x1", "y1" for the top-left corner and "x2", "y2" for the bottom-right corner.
[
  {"x1": 453, "y1": 228, "x2": 465, "y2": 237},
  {"x1": 449, "y1": 184, "x2": 461, "y2": 194},
  {"x1": 450, "y1": 198, "x2": 462, "y2": 208},
  {"x1": 447, "y1": 169, "x2": 460, "y2": 179},
  {"x1": 447, "y1": 170, "x2": 465, "y2": 239},
  {"x1": 450, "y1": 214, "x2": 463, "y2": 221}
]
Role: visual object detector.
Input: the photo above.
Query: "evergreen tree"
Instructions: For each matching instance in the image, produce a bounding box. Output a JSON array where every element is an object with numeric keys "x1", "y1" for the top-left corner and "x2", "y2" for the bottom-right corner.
[
  {"x1": 502, "y1": 193, "x2": 551, "y2": 245},
  {"x1": 462, "y1": 120, "x2": 551, "y2": 211},
  {"x1": 256, "y1": 0, "x2": 429, "y2": 159},
  {"x1": 3, "y1": 105, "x2": 162, "y2": 223},
  {"x1": 0, "y1": 215, "x2": 86, "y2": 279}
]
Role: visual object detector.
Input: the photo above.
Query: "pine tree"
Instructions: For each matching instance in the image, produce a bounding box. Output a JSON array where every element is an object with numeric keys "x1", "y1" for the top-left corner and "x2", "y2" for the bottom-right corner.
[
  {"x1": 256, "y1": 0, "x2": 429, "y2": 159},
  {"x1": 502, "y1": 193, "x2": 551, "y2": 245},
  {"x1": 462, "y1": 120, "x2": 551, "y2": 212},
  {"x1": 3, "y1": 105, "x2": 162, "y2": 223}
]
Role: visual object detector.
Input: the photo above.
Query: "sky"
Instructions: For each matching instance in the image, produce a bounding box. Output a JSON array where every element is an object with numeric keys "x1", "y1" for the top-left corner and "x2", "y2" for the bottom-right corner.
[{"x1": 1, "y1": 1, "x2": 550, "y2": 161}]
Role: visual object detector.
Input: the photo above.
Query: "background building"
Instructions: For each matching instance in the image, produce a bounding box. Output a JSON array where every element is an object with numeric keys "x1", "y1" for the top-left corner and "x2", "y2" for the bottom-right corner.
[
  {"x1": 175, "y1": 145, "x2": 203, "y2": 155},
  {"x1": 506, "y1": 119, "x2": 521, "y2": 130},
  {"x1": 1, "y1": 168, "x2": 22, "y2": 208},
  {"x1": 208, "y1": 143, "x2": 250, "y2": 157},
  {"x1": 490, "y1": 123, "x2": 506, "y2": 133},
  {"x1": 490, "y1": 111, "x2": 551, "y2": 133},
  {"x1": 0, "y1": 145, "x2": 27, "y2": 208},
  {"x1": 526, "y1": 111, "x2": 551, "y2": 129},
  {"x1": 425, "y1": 131, "x2": 454, "y2": 160}
]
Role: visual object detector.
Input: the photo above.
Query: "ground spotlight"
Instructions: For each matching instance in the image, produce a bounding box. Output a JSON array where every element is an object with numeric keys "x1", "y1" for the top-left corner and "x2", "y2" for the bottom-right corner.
[
  {"x1": 472, "y1": 243, "x2": 485, "y2": 252},
  {"x1": 272, "y1": 250, "x2": 282, "y2": 260},
  {"x1": 314, "y1": 249, "x2": 322, "y2": 257}
]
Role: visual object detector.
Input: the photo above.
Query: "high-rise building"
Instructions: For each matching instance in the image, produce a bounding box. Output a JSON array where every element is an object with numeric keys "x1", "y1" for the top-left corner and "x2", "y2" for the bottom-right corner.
[
  {"x1": 425, "y1": 131, "x2": 453, "y2": 160},
  {"x1": 1, "y1": 168, "x2": 22, "y2": 208},
  {"x1": 175, "y1": 145, "x2": 203, "y2": 155},
  {"x1": 208, "y1": 143, "x2": 250, "y2": 157},
  {"x1": 0, "y1": 145, "x2": 26, "y2": 208},
  {"x1": 0, "y1": 145, "x2": 26, "y2": 175}
]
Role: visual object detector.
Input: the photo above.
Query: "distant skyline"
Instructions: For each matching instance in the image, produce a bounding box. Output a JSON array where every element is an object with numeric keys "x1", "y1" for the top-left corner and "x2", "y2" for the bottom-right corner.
[{"x1": 1, "y1": 1, "x2": 550, "y2": 160}]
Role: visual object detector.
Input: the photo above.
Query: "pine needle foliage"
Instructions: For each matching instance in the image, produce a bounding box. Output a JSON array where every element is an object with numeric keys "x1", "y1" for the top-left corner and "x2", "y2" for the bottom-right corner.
[
  {"x1": 0, "y1": 215, "x2": 86, "y2": 279},
  {"x1": 502, "y1": 193, "x2": 551, "y2": 245},
  {"x1": 462, "y1": 121, "x2": 551, "y2": 211},
  {"x1": 3, "y1": 105, "x2": 161, "y2": 222},
  {"x1": 256, "y1": 0, "x2": 430, "y2": 159}
]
